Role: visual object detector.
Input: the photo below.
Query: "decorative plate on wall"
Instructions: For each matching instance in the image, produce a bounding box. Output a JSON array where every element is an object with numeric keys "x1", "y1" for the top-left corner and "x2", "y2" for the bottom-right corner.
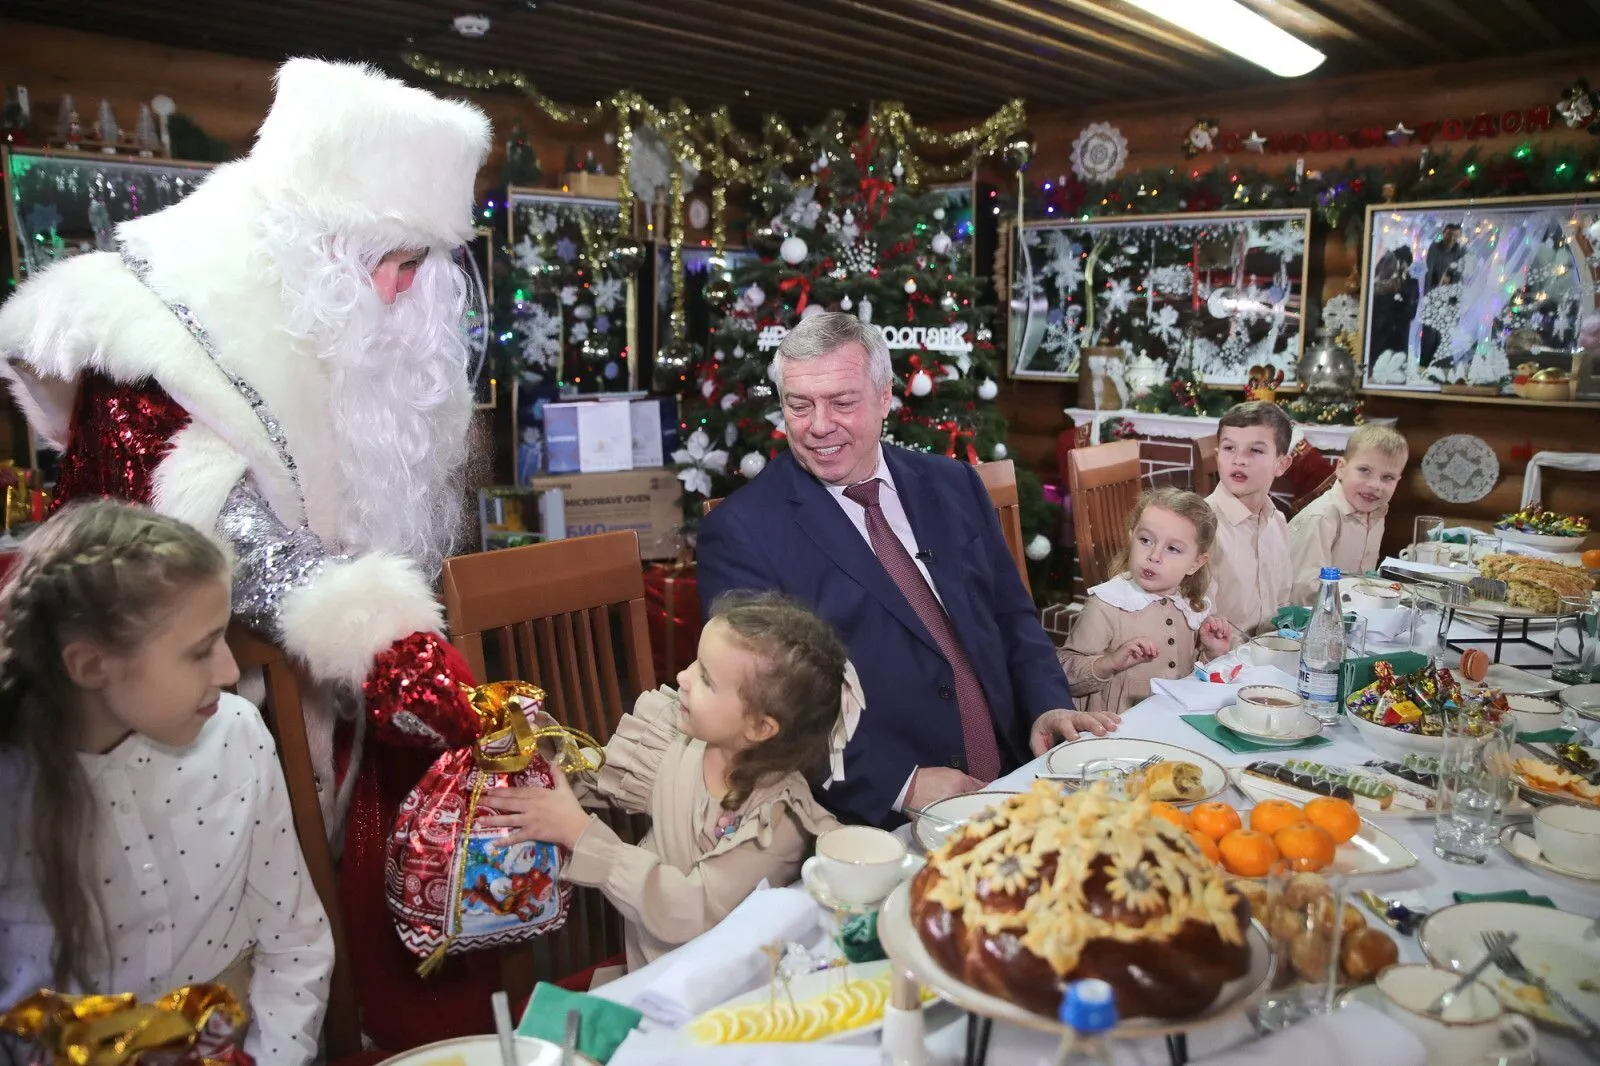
[{"x1": 1420, "y1": 433, "x2": 1500, "y2": 503}]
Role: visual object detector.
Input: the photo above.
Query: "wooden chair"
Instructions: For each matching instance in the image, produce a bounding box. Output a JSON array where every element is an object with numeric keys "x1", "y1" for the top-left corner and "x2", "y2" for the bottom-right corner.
[
  {"x1": 441, "y1": 531, "x2": 655, "y2": 1003},
  {"x1": 1066, "y1": 440, "x2": 1142, "y2": 596},
  {"x1": 1194, "y1": 434, "x2": 1219, "y2": 496},
  {"x1": 226, "y1": 627, "x2": 363, "y2": 1060},
  {"x1": 975, "y1": 459, "x2": 1030, "y2": 593},
  {"x1": 704, "y1": 462, "x2": 1031, "y2": 591}
]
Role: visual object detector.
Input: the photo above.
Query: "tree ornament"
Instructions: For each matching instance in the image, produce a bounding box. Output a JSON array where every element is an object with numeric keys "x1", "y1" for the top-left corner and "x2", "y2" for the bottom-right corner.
[
  {"x1": 939, "y1": 293, "x2": 957, "y2": 311},
  {"x1": 1003, "y1": 130, "x2": 1035, "y2": 173},
  {"x1": 903, "y1": 277, "x2": 918, "y2": 294},
  {"x1": 889, "y1": 395, "x2": 903, "y2": 412},
  {"x1": 858, "y1": 297, "x2": 873, "y2": 323},
  {"x1": 930, "y1": 231, "x2": 953, "y2": 256},
  {"x1": 1183, "y1": 119, "x2": 1220, "y2": 157},
  {"x1": 976, "y1": 378, "x2": 999, "y2": 401},
  {"x1": 840, "y1": 294, "x2": 853, "y2": 311},
  {"x1": 742, "y1": 284, "x2": 765, "y2": 309},
  {"x1": 1243, "y1": 130, "x2": 1268, "y2": 153},
  {"x1": 909, "y1": 369, "x2": 934, "y2": 397},
  {"x1": 133, "y1": 104, "x2": 160, "y2": 156},
  {"x1": 1556, "y1": 79, "x2": 1600, "y2": 132},
  {"x1": 800, "y1": 303, "x2": 825, "y2": 319},
  {"x1": 1025, "y1": 533, "x2": 1052, "y2": 562},
  {"x1": 720, "y1": 393, "x2": 739, "y2": 411},
  {"x1": 702, "y1": 275, "x2": 734, "y2": 306},
  {"x1": 1386, "y1": 122, "x2": 1416, "y2": 146},
  {"x1": 1069, "y1": 121, "x2": 1129, "y2": 182},
  {"x1": 700, "y1": 378, "x2": 717, "y2": 399},
  {"x1": 779, "y1": 235, "x2": 808, "y2": 265},
  {"x1": 992, "y1": 442, "x2": 1009, "y2": 460},
  {"x1": 891, "y1": 158, "x2": 904, "y2": 178},
  {"x1": 932, "y1": 207, "x2": 946, "y2": 221},
  {"x1": 738, "y1": 451, "x2": 768, "y2": 478}
]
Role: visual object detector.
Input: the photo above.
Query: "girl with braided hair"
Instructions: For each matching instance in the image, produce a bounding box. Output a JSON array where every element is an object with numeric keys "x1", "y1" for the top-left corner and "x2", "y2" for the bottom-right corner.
[{"x1": 0, "y1": 500, "x2": 333, "y2": 1065}]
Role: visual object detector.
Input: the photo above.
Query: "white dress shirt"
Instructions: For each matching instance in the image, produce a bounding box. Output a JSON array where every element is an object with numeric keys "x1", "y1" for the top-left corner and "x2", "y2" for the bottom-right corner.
[
  {"x1": 0, "y1": 694, "x2": 333, "y2": 1065},
  {"x1": 829, "y1": 446, "x2": 947, "y2": 805}
]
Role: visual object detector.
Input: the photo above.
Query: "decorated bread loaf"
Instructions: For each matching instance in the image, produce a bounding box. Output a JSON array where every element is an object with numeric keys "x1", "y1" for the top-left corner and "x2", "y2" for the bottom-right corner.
[{"x1": 910, "y1": 780, "x2": 1252, "y2": 1020}]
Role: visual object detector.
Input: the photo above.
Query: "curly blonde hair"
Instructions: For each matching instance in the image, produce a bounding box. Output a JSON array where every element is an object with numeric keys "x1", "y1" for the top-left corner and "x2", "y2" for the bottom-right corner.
[{"x1": 0, "y1": 500, "x2": 230, "y2": 989}]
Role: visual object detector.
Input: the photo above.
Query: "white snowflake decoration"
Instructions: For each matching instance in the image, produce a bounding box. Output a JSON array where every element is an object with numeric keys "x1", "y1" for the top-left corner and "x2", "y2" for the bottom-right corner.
[
  {"x1": 824, "y1": 209, "x2": 860, "y2": 245},
  {"x1": 539, "y1": 213, "x2": 560, "y2": 235},
  {"x1": 672, "y1": 430, "x2": 729, "y2": 498},
  {"x1": 519, "y1": 306, "x2": 561, "y2": 368},
  {"x1": 1419, "y1": 284, "x2": 1462, "y2": 338},
  {"x1": 591, "y1": 277, "x2": 624, "y2": 313},
  {"x1": 1043, "y1": 232, "x2": 1084, "y2": 294},
  {"x1": 559, "y1": 285, "x2": 579, "y2": 307},
  {"x1": 1321, "y1": 293, "x2": 1360, "y2": 335},
  {"x1": 781, "y1": 186, "x2": 823, "y2": 230},
  {"x1": 1259, "y1": 222, "x2": 1305, "y2": 262},
  {"x1": 839, "y1": 237, "x2": 879, "y2": 275},
  {"x1": 570, "y1": 321, "x2": 590, "y2": 343},
  {"x1": 1148, "y1": 304, "x2": 1182, "y2": 346},
  {"x1": 1070, "y1": 122, "x2": 1129, "y2": 182},
  {"x1": 1101, "y1": 276, "x2": 1135, "y2": 316},
  {"x1": 511, "y1": 235, "x2": 546, "y2": 274}
]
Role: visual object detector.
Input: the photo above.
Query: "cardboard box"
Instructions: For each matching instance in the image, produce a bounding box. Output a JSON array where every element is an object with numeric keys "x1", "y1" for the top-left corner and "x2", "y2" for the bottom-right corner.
[
  {"x1": 528, "y1": 467, "x2": 683, "y2": 561},
  {"x1": 629, "y1": 396, "x2": 679, "y2": 468},
  {"x1": 544, "y1": 400, "x2": 634, "y2": 473},
  {"x1": 562, "y1": 172, "x2": 621, "y2": 198}
]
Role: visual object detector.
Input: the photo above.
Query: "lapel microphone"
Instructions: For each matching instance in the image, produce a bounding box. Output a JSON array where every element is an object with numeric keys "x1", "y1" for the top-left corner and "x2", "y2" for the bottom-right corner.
[{"x1": 915, "y1": 549, "x2": 935, "y2": 562}]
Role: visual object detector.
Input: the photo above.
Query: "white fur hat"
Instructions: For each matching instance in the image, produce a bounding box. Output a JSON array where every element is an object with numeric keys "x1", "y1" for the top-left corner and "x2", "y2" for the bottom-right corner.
[{"x1": 248, "y1": 58, "x2": 491, "y2": 250}]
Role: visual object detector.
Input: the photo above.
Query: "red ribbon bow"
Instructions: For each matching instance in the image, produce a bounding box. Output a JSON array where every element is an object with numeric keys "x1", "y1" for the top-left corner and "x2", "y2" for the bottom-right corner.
[
  {"x1": 905, "y1": 354, "x2": 941, "y2": 398},
  {"x1": 938, "y1": 419, "x2": 978, "y2": 464},
  {"x1": 777, "y1": 275, "x2": 811, "y2": 313}
]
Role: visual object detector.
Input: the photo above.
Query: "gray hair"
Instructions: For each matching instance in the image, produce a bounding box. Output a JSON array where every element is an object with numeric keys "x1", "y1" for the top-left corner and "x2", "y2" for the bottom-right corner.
[{"x1": 769, "y1": 312, "x2": 893, "y2": 393}]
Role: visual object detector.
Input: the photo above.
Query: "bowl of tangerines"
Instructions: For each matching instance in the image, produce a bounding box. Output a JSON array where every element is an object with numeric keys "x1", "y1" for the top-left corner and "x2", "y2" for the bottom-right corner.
[{"x1": 1155, "y1": 794, "x2": 1404, "y2": 984}]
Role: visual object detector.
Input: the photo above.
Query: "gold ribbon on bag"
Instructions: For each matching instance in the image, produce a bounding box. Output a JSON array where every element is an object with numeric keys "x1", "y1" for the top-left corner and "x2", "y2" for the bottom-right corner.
[{"x1": 0, "y1": 985, "x2": 248, "y2": 1066}]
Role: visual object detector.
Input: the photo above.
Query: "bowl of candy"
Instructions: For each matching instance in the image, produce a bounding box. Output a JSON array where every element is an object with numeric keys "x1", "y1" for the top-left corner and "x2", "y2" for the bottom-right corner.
[
  {"x1": 1346, "y1": 661, "x2": 1510, "y2": 761},
  {"x1": 1494, "y1": 506, "x2": 1589, "y2": 553}
]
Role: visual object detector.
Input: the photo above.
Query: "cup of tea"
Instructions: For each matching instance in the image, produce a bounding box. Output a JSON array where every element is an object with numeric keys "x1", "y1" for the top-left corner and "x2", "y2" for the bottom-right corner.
[
  {"x1": 1236, "y1": 685, "x2": 1304, "y2": 734},
  {"x1": 1373, "y1": 965, "x2": 1537, "y2": 1064},
  {"x1": 1240, "y1": 635, "x2": 1302, "y2": 675},
  {"x1": 806, "y1": 826, "x2": 913, "y2": 906}
]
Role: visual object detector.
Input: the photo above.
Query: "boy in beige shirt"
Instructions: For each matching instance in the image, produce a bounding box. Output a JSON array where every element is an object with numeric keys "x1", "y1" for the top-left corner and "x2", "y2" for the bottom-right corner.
[
  {"x1": 1288, "y1": 425, "x2": 1408, "y2": 605},
  {"x1": 1206, "y1": 401, "x2": 1295, "y2": 635}
]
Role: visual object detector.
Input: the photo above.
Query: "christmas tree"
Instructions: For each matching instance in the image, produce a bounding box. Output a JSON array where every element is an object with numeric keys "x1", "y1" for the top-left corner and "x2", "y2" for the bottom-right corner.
[
  {"x1": 502, "y1": 119, "x2": 541, "y2": 186},
  {"x1": 674, "y1": 121, "x2": 1008, "y2": 515}
]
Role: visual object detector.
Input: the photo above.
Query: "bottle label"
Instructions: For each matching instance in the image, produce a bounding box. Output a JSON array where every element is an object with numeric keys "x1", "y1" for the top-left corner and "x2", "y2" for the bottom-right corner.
[{"x1": 1298, "y1": 664, "x2": 1339, "y2": 704}]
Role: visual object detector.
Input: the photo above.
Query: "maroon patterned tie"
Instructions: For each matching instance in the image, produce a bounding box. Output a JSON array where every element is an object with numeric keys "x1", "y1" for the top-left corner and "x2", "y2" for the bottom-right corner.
[{"x1": 842, "y1": 478, "x2": 1002, "y2": 781}]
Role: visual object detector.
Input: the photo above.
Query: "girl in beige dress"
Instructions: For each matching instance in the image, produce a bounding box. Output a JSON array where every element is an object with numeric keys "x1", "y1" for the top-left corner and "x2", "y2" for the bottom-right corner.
[
  {"x1": 1060, "y1": 488, "x2": 1236, "y2": 716},
  {"x1": 481, "y1": 591, "x2": 849, "y2": 969}
]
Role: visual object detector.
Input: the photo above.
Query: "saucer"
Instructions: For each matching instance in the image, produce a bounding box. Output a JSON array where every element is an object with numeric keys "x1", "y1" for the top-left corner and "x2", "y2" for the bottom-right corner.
[
  {"x1": 1497, "y1": 824, "x2": 1600, "y2": 882},
  {"x1": 800, "y1": 853, "x2": 924, "y2": 915},
  {"x1": 1216, "y1": 703, "x2": 1324, "y2": 747}
]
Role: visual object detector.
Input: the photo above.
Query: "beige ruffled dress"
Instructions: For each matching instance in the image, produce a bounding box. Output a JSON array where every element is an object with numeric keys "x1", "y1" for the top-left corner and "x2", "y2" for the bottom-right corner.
[
  {"x1": 1058, "y1": 575, "x2": 1212, "y2": 716},
  {"x1": 565, "y1": 687, "x2": 840, "y2": 970}
]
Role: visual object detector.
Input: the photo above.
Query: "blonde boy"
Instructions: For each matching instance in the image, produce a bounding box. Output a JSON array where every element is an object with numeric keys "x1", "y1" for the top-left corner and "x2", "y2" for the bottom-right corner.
[
  {"x1": 1288, "y1": 424, "x2": 1409, "y2": 605},
  {"x1": 1206, "y1": 401, "x2": 1294, "y2": 634}
]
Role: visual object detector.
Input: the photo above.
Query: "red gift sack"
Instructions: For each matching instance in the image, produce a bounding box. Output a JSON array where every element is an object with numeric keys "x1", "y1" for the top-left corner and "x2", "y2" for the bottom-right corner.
[{"x1": 386, "y1": 682, "x2": 602, "y2": 972}]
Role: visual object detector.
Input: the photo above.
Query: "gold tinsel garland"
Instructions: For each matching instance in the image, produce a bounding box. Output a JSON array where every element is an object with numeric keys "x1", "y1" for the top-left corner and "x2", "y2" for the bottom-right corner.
[{"x1": 400, "y1": 52, "x2": 1025, "y2": 355}]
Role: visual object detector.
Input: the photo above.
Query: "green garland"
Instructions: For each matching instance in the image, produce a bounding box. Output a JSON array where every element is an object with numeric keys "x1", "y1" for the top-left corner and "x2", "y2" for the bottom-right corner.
[{"x1": 1036, "y1": 140, "x2": 1600, "y2": 230}]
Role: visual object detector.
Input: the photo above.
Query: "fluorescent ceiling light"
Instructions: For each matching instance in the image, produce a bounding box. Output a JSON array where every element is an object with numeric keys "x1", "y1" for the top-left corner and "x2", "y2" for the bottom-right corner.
[{"x1": 1127, "y1": 0, "x2": 1326, "y2": 78}]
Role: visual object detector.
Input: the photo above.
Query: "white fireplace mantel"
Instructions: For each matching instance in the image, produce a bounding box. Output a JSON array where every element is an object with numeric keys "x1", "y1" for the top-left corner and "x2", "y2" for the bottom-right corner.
[{"x1": 1065, "y1": 408, "x2": 1397, "y2": 453}]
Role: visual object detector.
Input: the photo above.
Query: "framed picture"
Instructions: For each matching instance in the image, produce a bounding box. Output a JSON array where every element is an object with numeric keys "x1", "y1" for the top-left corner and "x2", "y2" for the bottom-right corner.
[
  {"x1": 1007, "y1": 208, "x2": 1312, "y2": 384},
  {"x1": 1358, "y1": 194, "x2": 1600, "y2": 391},
  {"x1": 453, "y1": 226, "x2": 496, "y2": 409}
]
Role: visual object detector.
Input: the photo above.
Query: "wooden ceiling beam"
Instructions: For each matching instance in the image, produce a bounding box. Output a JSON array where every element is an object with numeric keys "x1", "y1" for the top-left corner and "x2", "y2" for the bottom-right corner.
[
  {"x1": 1038, "y1": 0, "x2": 1234, "y2": 60},
  {"x1": 1254, "y1": 0, "x2": 1412, "y2": 66},
  {"x1": 1490, "y1": 0, "x2": 1564, "y2": 44},
  {"x1": 985, "y1": 0, "x2": 1251, "y2": 79},
  {"x1": 1392, "y1": 0, "x2": 1503, "y2": 47},
  {"x1": 888, "y1": 0, "x2": 1195, "y2": 91},
  {"x1": 1290, "y1": 0, "x2": 1463, "y2": 60}
]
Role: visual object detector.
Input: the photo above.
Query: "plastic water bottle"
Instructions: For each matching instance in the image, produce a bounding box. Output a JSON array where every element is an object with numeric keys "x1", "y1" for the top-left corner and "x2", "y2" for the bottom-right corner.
[
  {"x1": 1052, "y1": 978, "x2": 1119, "y2": 1066},
  {"x1": 1299, "y1": 567, "x2": 1346, "y2": 726}
]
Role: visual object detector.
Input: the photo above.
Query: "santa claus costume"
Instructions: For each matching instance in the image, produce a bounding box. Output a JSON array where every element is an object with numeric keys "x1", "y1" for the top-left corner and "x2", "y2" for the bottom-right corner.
[{"x1": 0, "y1": 59, "x2": 502, "y2": 1052}]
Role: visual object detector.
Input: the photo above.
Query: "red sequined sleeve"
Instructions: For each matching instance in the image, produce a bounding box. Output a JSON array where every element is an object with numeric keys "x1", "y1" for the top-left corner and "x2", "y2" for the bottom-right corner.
[
  {"x1": 363, "y1": 631, "x2": 482, "y2": 749},
  {"x1": 52, "y1": 371, "x2": 191, "y2": 508}
]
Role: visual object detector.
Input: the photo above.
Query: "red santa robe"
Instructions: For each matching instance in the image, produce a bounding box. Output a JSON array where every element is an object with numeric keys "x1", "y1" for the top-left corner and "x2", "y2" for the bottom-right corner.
[{"x1": 0, "y1": 59, "x2": 503, "y2": 1052}]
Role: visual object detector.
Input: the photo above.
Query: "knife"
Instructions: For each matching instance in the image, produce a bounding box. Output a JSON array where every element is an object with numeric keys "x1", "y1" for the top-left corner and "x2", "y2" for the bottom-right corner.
[{"x1": 1520, "y1": 742, "x2": 1600, "y2": 785}]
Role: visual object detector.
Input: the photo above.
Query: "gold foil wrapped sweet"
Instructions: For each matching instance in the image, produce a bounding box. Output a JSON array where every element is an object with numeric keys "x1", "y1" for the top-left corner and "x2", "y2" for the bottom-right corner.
[{"x1": 0, "y1": 984, "x2": 251, "y2": 1065}]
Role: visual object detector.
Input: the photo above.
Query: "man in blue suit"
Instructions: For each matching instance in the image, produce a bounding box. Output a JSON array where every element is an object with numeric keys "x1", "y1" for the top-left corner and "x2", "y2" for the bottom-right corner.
[{"x1": 697, "y1": 314, "x2": 1120, "y2": 827}]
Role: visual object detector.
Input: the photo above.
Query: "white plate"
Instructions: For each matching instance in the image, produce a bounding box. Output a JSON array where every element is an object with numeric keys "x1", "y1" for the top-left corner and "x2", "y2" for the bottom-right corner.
[
  {"x1": 1231, "y1": 764, "x2": 1534, "y2": 822},
  {"x1": 1217, "y1": 790, "x2": 1418, "y2": 876},
  {"x1": 1418, "y1": 901, "x2": 1600, "y2": 1034},
  {"x1": 1485, "y1": 663, "x2": 1564, "y2": 698},
  {"x1": 1506, "y1": 693, "x2": 1564, "y2": 733},
  {"x1": 910, "y1": 790, "x2": 1018, "y2": 853},
  {"x1": 1497, "y1": 824, "x2": 1600, "y2": 882},
  {"x1": 1560, "y1": 683, "x2": 1600, "y2": 721},
  {"x1": 378, "y1": 1036, "x2": 584, "y2": 1066},
  {"x1": 1043, "y1": 737, "x2": 1228, "y2": 804},
  {"x1": 1216, "y1": 703, "x2": 1325, "y2": 746},
  {"x1": 1495, "y1": 526, "x2": 1588, "y2": 553},
  {"x1": 685, "y1": 959, "x2": 932, "y2": 1045},
  {"x1": 876, "y1": 880, "x2": 1274, "y2": 1037}
]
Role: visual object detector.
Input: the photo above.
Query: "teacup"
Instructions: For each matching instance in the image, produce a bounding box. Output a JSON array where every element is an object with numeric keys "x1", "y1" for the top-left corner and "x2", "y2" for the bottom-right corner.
[
  {"x1": 1373, "y1": 964, "x2": 1537, "y2": 1065},
  {"x1": 1351, "y1": 581, "x2": 1404, "y2": 612},
  {"x1": 806, "y1": 826, "x2": 914, "y2": 906},
  {"x1": 1413, "y1": 543, "x2": 1453, "y2": 566},
  {"x1": 1533, "y1": 804, "x2": 1600, "y2": 875},
  {"x1": 1235, "y1": 685, "x2": 1305, "y2": 734},
  {"x1": 1240, "y1": 635, "x2": 1302, "y2": 675}
]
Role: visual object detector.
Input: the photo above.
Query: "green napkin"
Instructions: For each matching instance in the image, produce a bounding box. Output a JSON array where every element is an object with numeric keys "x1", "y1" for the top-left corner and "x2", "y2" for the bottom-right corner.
[
  {"x1": 1181, "y1": 713, "x2": 1332, "y2": 753},
  {"x1": 1452, "y1": 889, "x2": 1556, "y2": 909},
  {"x1": 1340, "y1": 651, "x2": 1429, "y2": 697},
  {"x1": 1274, "y1": 606, "x2": 1311, "y2": 633},
  {"x1": 518, "y1": 982, "x2": 641, "y2": 1063},
  {"x1": 1517, "y1": 728, "x2": 1577, "y2": 745},
  {"x1": 838, "y1": 910, "x2": 885, "y2": 964}
]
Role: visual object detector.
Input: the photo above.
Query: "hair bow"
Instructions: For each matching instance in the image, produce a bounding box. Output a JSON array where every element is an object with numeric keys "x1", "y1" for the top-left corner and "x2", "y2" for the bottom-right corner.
[{"x1": 822, "y1": 660, "x2": 866, "y2": 788}]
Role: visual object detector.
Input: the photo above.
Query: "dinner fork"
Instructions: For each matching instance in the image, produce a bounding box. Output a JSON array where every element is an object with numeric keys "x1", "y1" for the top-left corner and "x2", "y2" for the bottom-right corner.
[
  {"x1": 1482, "y1": 930, "x2": 1600, "y2": 1041},
  {"x1": 1037, "y1": 753, "x2": 1165, "y2": 783}
]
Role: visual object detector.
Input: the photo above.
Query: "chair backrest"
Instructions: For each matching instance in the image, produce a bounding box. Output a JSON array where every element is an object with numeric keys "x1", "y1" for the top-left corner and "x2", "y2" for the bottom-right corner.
[
  {"x1": 441, "y1": 531, "x2": 655, "y2": 996},
  {"x1": 975, "y1": 459, "x2": 1030, "y2": 594},
  {"x1": 1067, "y1": 440, "x2": 1142, "y2": 594},
  {"x1": 1194, "y1": 434, "x2": 1219, "y2": 496},
  {"x1": 702, "y1": 496, "x2": 723, "y2": 516},
  {"x1": 225, "y1": 628, "x2": 362, "y2": 1060}
]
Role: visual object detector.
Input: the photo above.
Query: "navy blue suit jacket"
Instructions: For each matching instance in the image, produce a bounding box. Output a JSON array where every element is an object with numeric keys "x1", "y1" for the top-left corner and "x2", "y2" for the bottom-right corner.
[{"x1": 695, "y1": 446, "x2": 1072, "y2": 827}]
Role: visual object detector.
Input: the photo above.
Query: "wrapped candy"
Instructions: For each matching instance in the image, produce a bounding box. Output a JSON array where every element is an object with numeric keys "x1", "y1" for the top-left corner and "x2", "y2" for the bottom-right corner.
[
  {"x1": 387, "y1": 680, "x2": 604, "y2": 973},
  {"x1": 0, "y1": 984, "x2": 252, "y2": 1065},
  {"x1": 1350, "y1": 661, "x2": 1508, "y2": 737}
]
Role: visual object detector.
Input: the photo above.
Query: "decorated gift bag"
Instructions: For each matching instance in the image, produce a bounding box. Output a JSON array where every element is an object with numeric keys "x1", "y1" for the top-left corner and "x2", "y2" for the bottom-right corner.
[
  {"x1": 387, "y1": 681, "x2": 603, "y2": 973},
  {"x1": 0, "y1": 984, "x2": 253, "y2": 1065}
]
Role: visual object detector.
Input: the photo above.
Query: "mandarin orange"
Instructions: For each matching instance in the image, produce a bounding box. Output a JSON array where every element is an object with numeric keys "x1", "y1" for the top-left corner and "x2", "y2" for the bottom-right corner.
[
  {"x1": 1303, "y1": 796, "x2": 1361, "y2": 845},
  {"x1": 1150, "y1": 801, "x2": 1192, "y2": 831},
  {"x1": 1249, "y1": 799, "x2": 1304, "y2": 837},
  {"x1": 1191, "y1": 802, "x2": 1242, "y2": 841},
  {"x1": 1186, "y1": 827, "x2": 1221, "y2": 864},
  {"x1": 1274, "y1": 822, "x2": 1337, "y2": 872},
  {"x1": 1218, "y1": 828, "x2": 1280, "y2": 878}
]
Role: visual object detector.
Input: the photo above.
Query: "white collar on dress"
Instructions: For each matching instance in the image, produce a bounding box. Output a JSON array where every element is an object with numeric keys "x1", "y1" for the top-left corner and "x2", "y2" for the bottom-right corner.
[{"x1": 1088, "y1": 573, "x2": 1211, "y2": 630}]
